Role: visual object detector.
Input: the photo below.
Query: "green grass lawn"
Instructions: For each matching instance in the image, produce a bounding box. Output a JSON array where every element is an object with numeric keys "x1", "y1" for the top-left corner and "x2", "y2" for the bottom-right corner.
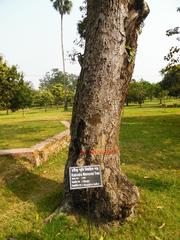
[
  {"x1": 0, "y1": 103, "x2": 179, "y2": 239},
  {"x1": 0, "y1": 108, "x2": 71, "y2": 149}
]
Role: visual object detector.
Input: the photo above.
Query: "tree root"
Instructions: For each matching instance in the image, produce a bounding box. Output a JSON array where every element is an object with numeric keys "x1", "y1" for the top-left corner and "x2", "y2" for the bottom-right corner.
[{"x1": 44, "y1": 201, "x2": 72, "y2": 223}]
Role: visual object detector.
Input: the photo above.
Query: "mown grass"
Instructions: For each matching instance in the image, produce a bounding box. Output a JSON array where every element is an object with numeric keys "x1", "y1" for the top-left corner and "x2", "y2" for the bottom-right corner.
[
  {"x1": 0, "y1": 108, "x2": 71, "y2": 149},
  {"x1": 0, "y1": 102, "x2": 179, "y2": 239}
]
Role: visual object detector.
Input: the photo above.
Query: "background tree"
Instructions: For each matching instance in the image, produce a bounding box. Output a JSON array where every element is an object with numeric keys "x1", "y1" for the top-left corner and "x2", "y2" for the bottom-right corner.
[
  {"x1": 40, "y1": 69, "x2": 77, "y2": 107},
  {"x1": 126, "y1": 81, "x2": 146, "y2": 107},
  {"x1": 50, "y1": 0, "x2": 73, "y2": 111},
  {"x1": 50, "y1": 83, "x2": 64, "y2": 107},
  {"x1": 160, "y1": 65, "x2": 180, "y2": 97},
  {"x1": 0, "y1": 57, "x2": 25, "y2": 114},
  {"x1": 39, "y1": 69, "x2": 65, "y2": 89},
  {"x1": 139, "y1": 79, "x2": 155, "y2": 100},
  {"x1": 34, "y1": 90, "x2": 54, "y2": 112},
  {"x1": 10, "y1": 81, "x2": 33, "y2": 114},
  {"x1": 158, "y1": 90, "x2": 169, "y2": 106},
  {"x1": 164, "y1": 7, "x2": 180, "y2": 70},
  {"x1": 62, "y1": 0, "x2": 149, "y2": 221},
  {"x1": 50, "y1": 83, "x2": 74, "y2": 107}
]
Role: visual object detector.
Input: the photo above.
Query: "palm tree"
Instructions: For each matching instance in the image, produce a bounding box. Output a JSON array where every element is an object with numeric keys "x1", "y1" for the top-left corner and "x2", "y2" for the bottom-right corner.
[{"x1": 50, "y1": 0, "x2": 72, "y2": 111}]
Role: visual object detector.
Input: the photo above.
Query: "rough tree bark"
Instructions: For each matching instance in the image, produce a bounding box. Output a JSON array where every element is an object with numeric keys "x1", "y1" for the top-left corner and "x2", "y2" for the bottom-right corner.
[{"x1": 62, "y1": 0, "x2": 149, "y2": 221}]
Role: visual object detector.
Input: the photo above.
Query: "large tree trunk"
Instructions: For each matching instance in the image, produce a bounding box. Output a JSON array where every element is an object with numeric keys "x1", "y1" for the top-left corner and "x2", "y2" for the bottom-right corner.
[{"x1": 63, "y1": 0, "x2": 149, "y2": 221}]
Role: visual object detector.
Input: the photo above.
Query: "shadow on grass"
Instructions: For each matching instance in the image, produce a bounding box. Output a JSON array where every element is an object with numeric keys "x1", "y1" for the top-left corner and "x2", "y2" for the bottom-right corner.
[
  {"x1": 126, "y1": 173, "x2": 173, "y2": 192},
  {"x1": 125, "y1": 103, "x2": 161, "y2": 108},
  {"x1": 6, "y1": 232, "x2": 43, "y2": 240},
  {"x1": 120, "y1": 114, "x2": 180, "y2": 170},
  {"x1": 8, "y1": 215, "x2": 88, "y2": 240},
  {"x1": 1, "y1": 157, "x2": 63, "y2": 215}
]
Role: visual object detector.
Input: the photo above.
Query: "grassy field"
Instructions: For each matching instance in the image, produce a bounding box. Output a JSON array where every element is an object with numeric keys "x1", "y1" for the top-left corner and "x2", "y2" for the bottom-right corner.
[
  {"x1": 0, "y1": 108, "x2": 71, "y2": 149},
  {"x1": 0, "y1": 102, "x2": 179, "y2": 239}
]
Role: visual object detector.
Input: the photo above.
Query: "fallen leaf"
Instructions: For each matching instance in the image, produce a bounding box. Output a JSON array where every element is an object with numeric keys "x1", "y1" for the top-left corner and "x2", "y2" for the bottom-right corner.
[
  {"x1": 56, "y1": 233, "x2": 61, "y2": 237},
  {"x1": 159, "y1": 223, "x2": 165, "y2": 229},
  {"x1": 49, "y1": 162, "x2": 55, "y2": 165},
  {"x1": 35, "y1": 213, "x2": 39, "y2": 221},
  {"x1": 156, "y1": 206, "x2": 163, "y2": 209},
  {"x1": 154, "y1": 236, "x2": 161, "y2": 240}
]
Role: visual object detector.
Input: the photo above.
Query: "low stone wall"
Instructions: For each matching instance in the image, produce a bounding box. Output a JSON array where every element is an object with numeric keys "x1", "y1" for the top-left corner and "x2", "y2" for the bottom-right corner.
[{"x1": 0, "y1": 121, "x2": 70, "y2": 166}]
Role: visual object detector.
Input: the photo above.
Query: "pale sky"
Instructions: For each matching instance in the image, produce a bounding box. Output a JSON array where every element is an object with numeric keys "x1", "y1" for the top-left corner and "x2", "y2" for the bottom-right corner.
[{"x1": 0, "y1": 0, "x2": 179, "y2": 89}]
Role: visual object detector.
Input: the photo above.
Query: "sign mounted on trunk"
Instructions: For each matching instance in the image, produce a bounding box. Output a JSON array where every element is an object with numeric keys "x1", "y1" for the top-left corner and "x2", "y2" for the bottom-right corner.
[{"x1": 69, "y1": 165, "x2": 103, "y2": 190}]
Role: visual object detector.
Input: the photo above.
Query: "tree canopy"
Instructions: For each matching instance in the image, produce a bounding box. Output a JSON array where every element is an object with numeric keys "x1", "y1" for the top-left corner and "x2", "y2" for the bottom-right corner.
[
  {"x1": 160, "y1": 65, "x2": 180, "y2": 97},
  {"x1": 164, "y1": 7, "x2": 180, "y2": 70},
  {"x1": 39, "y1": 68, "x2": 77, "y2": 107},
  {"x1": 50, "y1": 0, "x2": 72, "y2": 15},
  {"x1": 0, "y1": 57, "x2": 33, "y2": 114}
]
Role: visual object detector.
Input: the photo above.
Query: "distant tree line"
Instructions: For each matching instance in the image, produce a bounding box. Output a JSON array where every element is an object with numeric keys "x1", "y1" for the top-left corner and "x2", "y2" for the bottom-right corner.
[
  {"x1": 126, "y1": 64, "x2": 180, "y2": 107},
  {"x1": 36, "y1": 68, "x2": 77, "y2": 111},
  {"x1": 0, "y1": 56, "x2": 78, "y2": 114},
  {"x1": 0, "y1": 55, "x2": 179, "y2": 114}
]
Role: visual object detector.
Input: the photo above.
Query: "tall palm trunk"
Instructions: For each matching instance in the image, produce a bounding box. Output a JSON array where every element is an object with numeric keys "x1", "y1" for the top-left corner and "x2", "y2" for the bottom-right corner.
[{"x1": 60, "y1": 13, "x2": 68, "y2": 111}]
